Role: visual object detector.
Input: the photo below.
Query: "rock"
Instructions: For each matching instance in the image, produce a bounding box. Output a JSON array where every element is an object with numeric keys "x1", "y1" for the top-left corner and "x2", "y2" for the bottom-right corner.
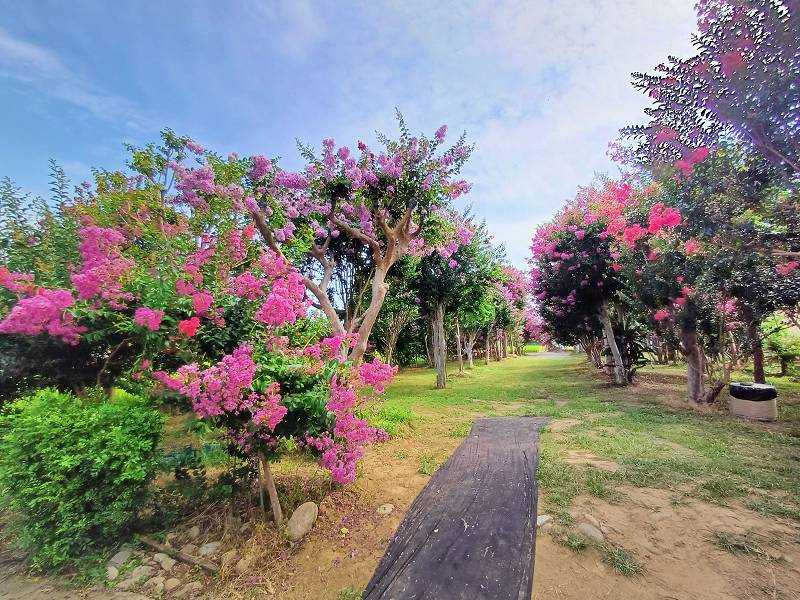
[
  {"x1": 285, "y1": 501, "x2": 319, "y2": 541},
  {"x1": 164, "y1": 533, "x2": 179, "y2": 548},
  {"x1": 108, "y1": 549, "x2": 132, "y2": 567},
  {"x1": 106, "y1": 565, "x2": 119, "y2": 581},
  {"x1": 164, "y1": 577, "x2": 182, "y2": 592},
  {"x1": 154, "y1": 552, "x2": 176, "y2": 572},
  {"x1": 144, "y1": 575, "x2": 165, "y2": 595},
  {"x1": 220, "y1": 549, "x2": 238, "y2": 568},
  {"x1": 235, "y1": 556, "x2": 253, "y2": 575},
  {"x1": 576, "y1": 522, "x2": 605, "y2": 543},
  {"x1": 376, "y1": 503, "x2": 395, "y2": 516},
  {"x1": 187, "y1": 525, "x2": 201, "y2": 540},
  {"x1": 180, "y1": 543, "x2": 199, "y2": 555},
  {"x1": 175, "y1": 581, "x2": 203, "y2": 598},
  {"x1": 115, "y1": 577, "x2": 138, "y2": 591},
  {"x1": 130, "y1": 565, "x2": 154, "y2": 581},
  {"x1": 536, "y1": 514, "x2": 553, "y2": 528},
  {"x1": 198, "y1": 541, "x2": 221, "y2": 557}
]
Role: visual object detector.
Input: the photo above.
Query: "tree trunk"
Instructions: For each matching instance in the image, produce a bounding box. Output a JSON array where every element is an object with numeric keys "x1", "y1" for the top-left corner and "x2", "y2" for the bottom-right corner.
[
  {"x1": 465, "y1": 331, "x2": 477, "y2": 368},
  {"x1": 385, "y1": 329, "x2": 399, "y2": 366},
  {"x1": 780, "y1": 358, "x2": 789, "y2": 376},
  {"x1": 432, "y1": 302, "x2": 447, "y2": 389},
  {"x1": 424, "y1": 331, "x2": 433, "y2": 368},
  {"x1": 599, "y1": 303, "x2": 626, "y2": 385},
  {"x1": 455, "y1": 318, "x2": 464, "y2": 373},
  {"x1": 349, "y1": 267, "x2": 390, "y2": 364},
  {"x1": 747, "y1": 320, "x2": 766, "y2": 384},
  {"x1": 484, "y1": 326, "x2": 491, "y2": 365},
  {"x1": 258, "y1": 453, "x2": 283, "y2": 525},
  {"x1": 681, "y1": 326, "x2": 705, "y2": 403}
]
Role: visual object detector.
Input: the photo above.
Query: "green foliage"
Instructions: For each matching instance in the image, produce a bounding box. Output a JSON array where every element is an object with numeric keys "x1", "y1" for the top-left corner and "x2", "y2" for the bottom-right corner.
[
  {"x1": 0, "y1": 388, "x2": 163, "y2": 570},
  {"x1": 764, "y1": 314, "x2": 800, "y2": 374}
]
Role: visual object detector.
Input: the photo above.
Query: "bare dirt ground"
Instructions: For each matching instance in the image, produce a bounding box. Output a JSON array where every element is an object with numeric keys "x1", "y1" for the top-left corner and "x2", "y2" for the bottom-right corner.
[{"x1": 3, "y1": 355, "x2": 799, "y2": 599}]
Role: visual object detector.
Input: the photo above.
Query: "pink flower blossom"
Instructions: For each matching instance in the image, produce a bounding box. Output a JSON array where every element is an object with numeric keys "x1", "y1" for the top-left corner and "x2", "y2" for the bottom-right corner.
[
  {"x1": 0, "y1": 288, "x2": 85, "y2": 345},
  {"x1": 178, "y1": 316, "x2": 201, "y2": 337},
  {"x1": 653, "y1": 309, "x2": 671, "y2": 321},
  {"x1": 133, "y1": 307, "x2": 164, "y2": 331},
  {"x1": 776, "y1": 261, "x2": 799, "y2": 276}
]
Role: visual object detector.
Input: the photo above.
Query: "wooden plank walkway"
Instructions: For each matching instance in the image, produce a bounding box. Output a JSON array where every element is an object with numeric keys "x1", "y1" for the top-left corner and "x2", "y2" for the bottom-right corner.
[{"x1": 364, "y1": 417, "x2": 546, "y2": 600}]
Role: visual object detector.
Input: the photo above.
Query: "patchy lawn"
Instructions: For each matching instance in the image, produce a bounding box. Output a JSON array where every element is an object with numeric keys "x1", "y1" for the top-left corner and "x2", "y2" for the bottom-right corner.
[{"x1": 3, "y1": 353, "x2": 799, "y2": 599}]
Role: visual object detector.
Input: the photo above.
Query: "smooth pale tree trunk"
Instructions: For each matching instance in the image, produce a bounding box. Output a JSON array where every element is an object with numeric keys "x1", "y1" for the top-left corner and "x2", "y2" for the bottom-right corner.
[
  {"x1": 485, "y1": 326, "x2": 492, "y2": 365},
  {"x1": 681, "y1": 326, "x2": 705, "y2": 403},
  {"x1": 599, "y1": 303, "x2": 627, "y2": 385},
  {"x1": 258, "y1": 453, "x2": 283, "y2": 525},
  {"x1": 432, "y1": 302, "x2": 447, "y2": 389},
  {"x1": 455, "y1": 318, "x2": 464, "y2": 373},
  {"x1": 464, "y1": 331, "x2": 477, "y2": 368},
  {"x1": 747, "y1": 320, "x2": 766, "y2": 384}
]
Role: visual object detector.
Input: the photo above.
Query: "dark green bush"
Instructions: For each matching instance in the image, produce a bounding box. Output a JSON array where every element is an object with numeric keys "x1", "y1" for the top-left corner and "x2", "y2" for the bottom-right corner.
[{"x1": 0, "y1": 388, "x2": 163, "y2": 570}]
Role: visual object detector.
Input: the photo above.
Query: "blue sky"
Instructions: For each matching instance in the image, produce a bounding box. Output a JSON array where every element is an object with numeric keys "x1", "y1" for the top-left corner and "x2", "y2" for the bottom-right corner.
[{"x1": 0, "y1": 0, "x2": 696, "y2": 266}]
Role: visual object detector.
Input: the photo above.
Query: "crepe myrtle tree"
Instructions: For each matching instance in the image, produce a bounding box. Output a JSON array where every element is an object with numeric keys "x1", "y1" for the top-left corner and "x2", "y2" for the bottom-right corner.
[
  {"x1": 530, "y1": 180, "x2": 683, "y2": 385},
  {"x1": 643, "y1": 148, "x2": 800, "y2": 385},
  {"x1": 174, "y1": 115, "x2": 477, "y2": 365},
  {"x1": 0, "y1": 134, "x2": 395, "y2": 524},
  {"x1": 622, "y1": 0, "x2": 800, "y2": 179}
]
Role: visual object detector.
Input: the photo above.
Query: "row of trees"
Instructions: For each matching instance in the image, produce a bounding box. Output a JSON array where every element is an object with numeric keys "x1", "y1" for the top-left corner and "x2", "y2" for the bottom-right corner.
[
  {"x1": 0, "y1": 119, "x2": 511, "y2": 532},
  {"x1": 529, "y1": 0, "x2": 800, "y2": 403}
]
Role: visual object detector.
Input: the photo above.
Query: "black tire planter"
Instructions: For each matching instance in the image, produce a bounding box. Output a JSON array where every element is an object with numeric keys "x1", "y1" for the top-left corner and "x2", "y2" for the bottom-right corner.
[{"x1": 729, "y1": 382, "x2": 778, "y2": 402}]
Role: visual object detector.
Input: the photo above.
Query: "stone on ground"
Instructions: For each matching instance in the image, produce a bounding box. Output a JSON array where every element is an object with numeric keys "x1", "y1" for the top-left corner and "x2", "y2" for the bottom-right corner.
[
  {"x1": 144, "y1": 575, "x2": 165, "y2": 595},
  {"x1": 376, "y1": 503, "x2": 395, "y2": 516},
  {"x1": 106, "y1": 565, "x2": 119, "y2": 581},
  {"x1": 154, "y1": 552, "x2": 176, "y2": 571},
  {"x1": 108, "y1": 549, "x2": 132, "y2": 568},
  {"x1": 286, "y1": 501, "x2": 319, "y2": 541},
  {"x1": 164, "y1": 577, "x2": 182, "y2": 592},
  {"x1": 181, "y1": 543, "x2": 199, "y2": 555},
  {"x1": 175, "y1": 581, "x2": 204, "y2": 598},
  {"x1": 576, "y1": 522, "x2": 605, "y2": 543},
  {"x1": 536, "y1": 514, "x2": 553, "y2": 528},
  {"x1": 187, "y1": 525, "x2": 201, "y2": 540},
  {"x1": 198, "y1": 541, "x2": 221, "y2": 556}
]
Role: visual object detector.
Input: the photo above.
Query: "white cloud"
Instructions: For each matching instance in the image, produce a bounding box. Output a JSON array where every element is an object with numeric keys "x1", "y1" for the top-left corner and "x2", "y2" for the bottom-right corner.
[
  {"x1": 0, "y1": 28, "x2": 151, "y2": 130},
  {"x1": 318, "y1": 0, "x2": 698, "y2": 266}
]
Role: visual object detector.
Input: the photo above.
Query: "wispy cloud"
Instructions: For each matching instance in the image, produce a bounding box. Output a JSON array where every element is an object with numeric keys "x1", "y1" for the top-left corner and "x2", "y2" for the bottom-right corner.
[{"x1": 0, "y1": 28, "x2": 152, "y2": 131}]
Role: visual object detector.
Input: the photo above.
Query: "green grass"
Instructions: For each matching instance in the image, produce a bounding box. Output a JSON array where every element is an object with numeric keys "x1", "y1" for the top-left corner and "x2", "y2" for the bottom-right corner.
[
  {"x1": 360, "y1": 404, "x2": 416, "y2": 437},
  {"x1": 602, "y1": 544, "x2": 645, "y2": 576},
  {"x1": 418, "y1": 454, "x2": 438, "y2": 475},
  {"x1": 381, "y1": 353, "x2": 800, "y2": 519},
  {"x1": 337, "y1": 586, "x2": 363, "y2": 600},
  {"x1": 710, "y1": 531, "x2": 767, "y2": 558}
]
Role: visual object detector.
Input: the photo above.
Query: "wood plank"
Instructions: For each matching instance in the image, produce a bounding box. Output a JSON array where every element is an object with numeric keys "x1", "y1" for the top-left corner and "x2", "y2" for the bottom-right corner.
[{"x1": 364, "y1": 417, "x2": 546, "y2": 600}]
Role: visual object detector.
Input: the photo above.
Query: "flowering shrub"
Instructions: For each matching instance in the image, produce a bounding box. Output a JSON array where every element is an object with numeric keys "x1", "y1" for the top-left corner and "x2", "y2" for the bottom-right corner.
[{"x1": 0, "y1": 132, "x2": 398, "y2": 499}]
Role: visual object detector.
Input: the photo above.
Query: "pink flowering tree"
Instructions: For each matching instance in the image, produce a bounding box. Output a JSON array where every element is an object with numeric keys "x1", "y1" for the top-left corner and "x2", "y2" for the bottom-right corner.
[
  {"x1": 530, "y1": 181, "x2": 683, "y2": 384},
  {"x1": 630, "y1": 151, "x2": 800, "y2": 401},
  {"x1": 622, "y1": 0, "x2": 800, "y2": 178},
  {"x1": 0, "y1": 134, "x2": 399, "y2": 524},
  {"x1": 171, "y1": 116, "x2": 475, "y2": 366}
]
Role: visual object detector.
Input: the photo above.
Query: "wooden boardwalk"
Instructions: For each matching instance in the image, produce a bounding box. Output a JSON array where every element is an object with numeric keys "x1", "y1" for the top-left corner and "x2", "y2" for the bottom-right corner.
[{"x1": 364, "y1": 417, "x2": 546, "y2": 600}]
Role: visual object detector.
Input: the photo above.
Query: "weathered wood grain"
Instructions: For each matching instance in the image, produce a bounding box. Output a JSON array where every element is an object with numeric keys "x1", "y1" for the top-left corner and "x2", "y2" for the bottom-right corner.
[{"x1": 364, "y1": 417, "x2": 546, "y2": 600}]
